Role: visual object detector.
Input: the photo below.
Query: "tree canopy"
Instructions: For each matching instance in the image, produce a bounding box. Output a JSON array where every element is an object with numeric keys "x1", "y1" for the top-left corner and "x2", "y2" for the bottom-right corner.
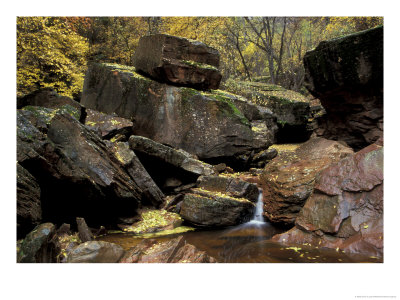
[{"x1": 16, "y1": 16, "x2": 383, "y2": 97}]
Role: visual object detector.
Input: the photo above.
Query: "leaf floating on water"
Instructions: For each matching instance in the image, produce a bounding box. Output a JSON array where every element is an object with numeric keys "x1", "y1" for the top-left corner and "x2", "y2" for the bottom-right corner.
[
  {"x1": 336, "y1": 247, "x2": 339, "y2": 252},
  {"x1": 369, "y1": 256, "x2": 378, "y2": 259},
  {"x1": 338, "y1": 259, "x2": 343, "y2": 262},
  {"x1": 286, "y1": 246, "x2": 302, "y2": 252}
]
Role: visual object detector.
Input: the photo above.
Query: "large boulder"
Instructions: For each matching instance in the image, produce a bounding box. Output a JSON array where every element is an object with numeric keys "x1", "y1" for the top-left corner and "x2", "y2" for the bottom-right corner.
[
  {"x1": 222, "y1": 81, "x2": 312, "y2": 143},
  {"x1": 17, "y1": 223, "x2": 57, "y2": 263},
  {"x1": 272, "y1": 143, "x2": 383, "y2": 257},
  {"x1": 304, "y1": 26, "x2": 383, "y2": 150},
  {"x1": 17, "y1": 163, "x2": 42, "y2": 238},
  {"x1": 196, "y1": 175, "x2": 259, "y2": 203},
  {"x1": 81, "y1": 63, "x2": 271, "y2": 165},
  {"x1": 67, "y1": 241, "x2": 125, "y2": 263},
  {"x1": 180, "y1": 188, "x2": 255, "y2": 227},
  {"x1": 260, "y1": 137, "x2": 354, "y2": 225},
  {"x1": 17, "y1": 88, "x2": 83, "y2": 112},
  {"x1": 120, "y1": 236, "x2": 217, "y2": 263},
  {"x1": 134, "y1": 34, "x2": 222, "y2": 90}
]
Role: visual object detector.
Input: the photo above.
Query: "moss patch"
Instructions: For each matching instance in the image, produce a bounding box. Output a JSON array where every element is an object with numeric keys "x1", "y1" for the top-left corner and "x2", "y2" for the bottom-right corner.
[
  {"x1": 202, "y1": 90, "x2": 251, "y2": 127},
  {"x1": 180, "y1": 60, "x2": 218, "y2": 71},
  {"x1": 124, "y1": 210, "x2": 183, "y2": 234}
]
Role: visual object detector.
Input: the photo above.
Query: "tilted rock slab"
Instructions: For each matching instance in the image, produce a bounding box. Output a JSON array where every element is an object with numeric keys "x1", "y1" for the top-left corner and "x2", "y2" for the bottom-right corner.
[
  {"x1": 17, "y1": 163, "x2": 42, "y2": 238},
  {"x1": 134, "y1": 34, "x2": 222, "y2": 90},
  {"x1": 17, "y1": 110, "x2": 164, "y2": 228},
  {"x1": 260, "y1": 137, "x2": 354, "y2": 225},
  {"x1": 272, "y1": 142, "x2": 383, "y2": 257},
  {"x1": 81, "y1": 63, "x2": 270, "y2": 162},
  {"x1": 304, "y1": 26, "x2": 383, "y2": 150},
  {"x1": 129, "y1": 135, "x2": 215, "y2": 177}
]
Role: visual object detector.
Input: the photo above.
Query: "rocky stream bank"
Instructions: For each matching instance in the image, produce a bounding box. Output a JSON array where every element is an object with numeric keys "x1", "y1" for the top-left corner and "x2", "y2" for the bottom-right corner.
[{"x1": 17, "y1": 27, "x2": 383, "y2": 263}]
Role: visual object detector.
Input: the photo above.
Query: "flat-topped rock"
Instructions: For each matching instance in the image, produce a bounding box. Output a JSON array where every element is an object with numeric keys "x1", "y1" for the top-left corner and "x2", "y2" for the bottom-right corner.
[
  {"x1": 134, "y1": 34, "x2": 221, "y2": 90},
  {"x1": 180, "y1": 189, "x2": 255, "y2": 227}
]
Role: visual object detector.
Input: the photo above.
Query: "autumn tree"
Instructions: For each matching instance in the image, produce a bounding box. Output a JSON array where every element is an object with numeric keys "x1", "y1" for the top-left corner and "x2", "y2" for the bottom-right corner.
[{"x1": 17, "y1": 17, "x2": 89, "y2": 98}]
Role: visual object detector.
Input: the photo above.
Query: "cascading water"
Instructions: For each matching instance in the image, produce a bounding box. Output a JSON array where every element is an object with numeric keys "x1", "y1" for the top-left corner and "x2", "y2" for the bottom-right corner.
[{"x1": 248, "y1": 189, "x2": 266, "y2": 225}]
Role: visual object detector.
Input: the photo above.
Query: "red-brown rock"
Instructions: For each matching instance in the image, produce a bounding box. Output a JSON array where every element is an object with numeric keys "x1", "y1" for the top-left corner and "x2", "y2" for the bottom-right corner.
[
  {"x1": 260, "y1": 137, "x2": 354, "y2": 225},
  {"x1": 272, "y1": 142, "x2": 383, "y2": 257},
  {"x1": 120, "y1": 236, "x2": 217, "y2": 263},
  {"x1": 134, "y1": 34, "x2": 222, "y2": 90}
]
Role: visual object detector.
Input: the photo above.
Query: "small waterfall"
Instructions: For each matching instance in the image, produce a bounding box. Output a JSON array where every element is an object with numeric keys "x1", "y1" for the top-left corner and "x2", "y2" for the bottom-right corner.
[{"x1": 249, "y1": 190, "x2": 266, "y2": 224}]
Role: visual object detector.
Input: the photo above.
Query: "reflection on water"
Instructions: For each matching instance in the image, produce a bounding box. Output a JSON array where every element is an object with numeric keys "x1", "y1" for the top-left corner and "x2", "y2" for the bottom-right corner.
[{"x1": 98, "y1": 220, "x2": 382, "y2": 263}]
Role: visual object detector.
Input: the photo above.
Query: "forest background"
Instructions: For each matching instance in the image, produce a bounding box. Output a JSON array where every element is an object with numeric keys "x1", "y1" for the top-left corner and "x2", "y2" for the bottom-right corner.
[{"x1": 17, "y1": 16, "x2": 382, "y2": 99}]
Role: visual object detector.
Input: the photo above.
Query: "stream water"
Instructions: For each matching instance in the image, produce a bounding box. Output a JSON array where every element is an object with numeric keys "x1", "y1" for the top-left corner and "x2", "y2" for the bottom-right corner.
[{"x1": 98, "y1": 191, "x2": 382, "y2": 263}]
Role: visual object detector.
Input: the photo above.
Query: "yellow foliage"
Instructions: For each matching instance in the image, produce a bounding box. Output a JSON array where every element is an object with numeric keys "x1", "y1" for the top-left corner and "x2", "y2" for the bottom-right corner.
[{"x1": 17, "y1": 17, "x2": 89, "y2": 97}]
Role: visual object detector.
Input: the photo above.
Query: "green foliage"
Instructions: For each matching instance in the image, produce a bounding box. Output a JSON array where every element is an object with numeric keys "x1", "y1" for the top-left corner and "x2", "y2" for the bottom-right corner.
[{"x1": 17, "y1": 17, "x2": 89, "y2": 98}]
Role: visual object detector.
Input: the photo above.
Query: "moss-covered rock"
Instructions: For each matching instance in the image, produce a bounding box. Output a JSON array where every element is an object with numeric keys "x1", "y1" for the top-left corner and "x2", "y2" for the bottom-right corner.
[
  {"x1": 82, "y1": 63, "x2": 270, "y2": 163},
  {"x1": 222, "y1": 80, "x2": 312, "y2": 143},
  {"x1": 17, "y1": 223, "x2": 57, "y2": 263},
  {"x1": 124, "y1": 210, "x2": 183, "y2": 234},
  {"x1": 180, "y1": 189, "x2": 255, "y2": 227}
]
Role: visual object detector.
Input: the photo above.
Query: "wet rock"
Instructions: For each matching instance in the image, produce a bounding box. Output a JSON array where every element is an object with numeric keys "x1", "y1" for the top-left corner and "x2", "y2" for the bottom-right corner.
[
  {"x1": 251, "y1": 148, "x2": 278, "y2": 168},
  {"x1": 82, "y1": 63, "x2": 270, "y2": 164},
  {"x1": 124, "y1": 210, "x2": 183, "y2": 234},
  {"x1": 304, "y1": 26, "x2": 383, "y2": 150},
  {"x1": 197, "y1": 175, "x2": 259, "y2": 203},
  {"x1": 120, "y1": 236, "x2": 217, "y2": 263},
  {"x1": 17, "y1": 163, "x2": 42, "y2": 239},
  {"x1": 134, "y1": 34, "x2": 222, "y2": 90},
  {"x1": 129, "y1": 135, "x2": 215, "y2": 177},
  {"x1": 67, "y1": 241, "x2": 125, "y2": 263},
  {"x1": 170, "y1": 244, "x2": 217, "y2": 263},
  {"x1": 109, "y1": 142, "x2": 165, "y2": 207},
  {"x1": 17, "y1": 223, "x2": 57, "y2": 263},
  {"x1": 76, "y1": 217, "x2": 94, "y2": 242},
  {"x1": 260, "y1": 137, "x2": 354, "y2": 225},
  {"x1": 84, "y1": 108, "x2": 133, "y2": 140},
  {"x1": 272, "y1": 143, "x2": 383, "y2": 257},
  {"x1": 53, "y1": 231, "x2": 81, "y2": 263},
  {"x1": 180, "y1": 189, "x2": 255, "y2": 227}
]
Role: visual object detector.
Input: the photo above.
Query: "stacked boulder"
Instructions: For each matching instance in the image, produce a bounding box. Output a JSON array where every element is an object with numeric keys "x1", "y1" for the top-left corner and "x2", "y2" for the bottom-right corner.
[
  {"x1": 304, "y1": 26, "x2": 383, "y2": 150},
  {"x1": 81, "y1": 34, "x2": 277, "y2": 168}
]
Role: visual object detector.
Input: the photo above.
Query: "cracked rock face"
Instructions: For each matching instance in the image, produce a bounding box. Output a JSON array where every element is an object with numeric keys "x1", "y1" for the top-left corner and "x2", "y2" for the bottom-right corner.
[{"x1": 272, "y1": 142, "x2": 383, "y2": 257}]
